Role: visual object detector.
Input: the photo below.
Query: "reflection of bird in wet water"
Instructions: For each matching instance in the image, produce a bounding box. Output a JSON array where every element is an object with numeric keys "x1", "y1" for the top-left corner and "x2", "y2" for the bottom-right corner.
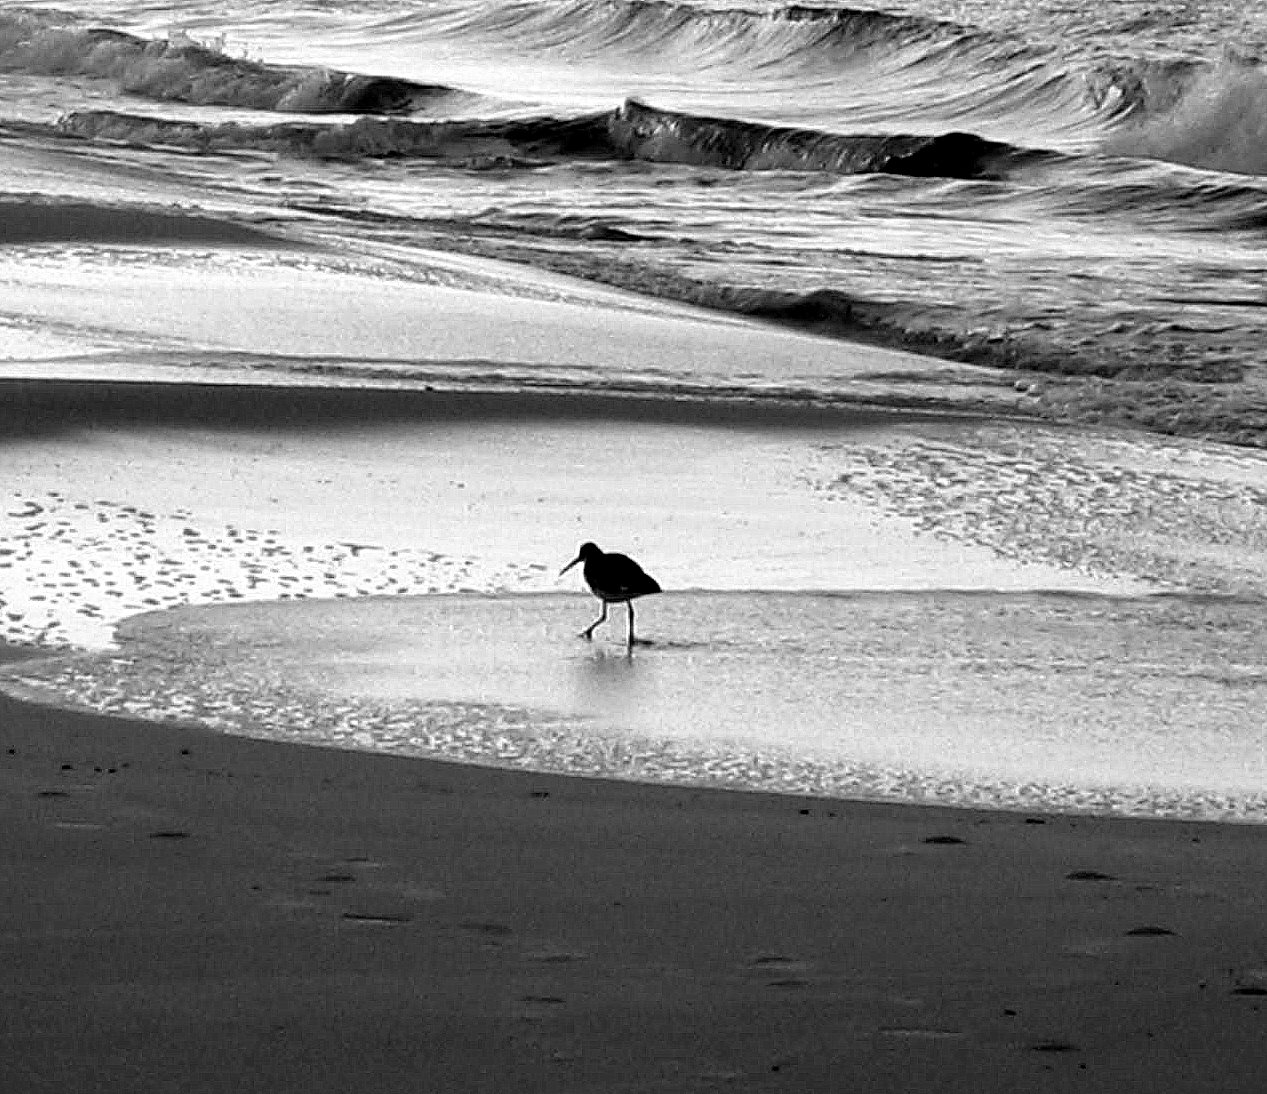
[{"x1": 560, "y1": 541, "x2": 661, "y2": 647}]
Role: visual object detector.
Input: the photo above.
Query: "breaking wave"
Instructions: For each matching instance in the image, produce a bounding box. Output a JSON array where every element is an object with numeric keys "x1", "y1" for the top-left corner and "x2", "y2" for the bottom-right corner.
[
  {"x1": 427, "y1": 0, "x2": 988, "y2": 71},
  {"x1": 54, "y1": 100, "x2": 1039, "y2": 181},
  {"x1": 0, "y1": 8, "x2": 457, "y2": 114},
  {"x1": 358, "y1": 0, "x2": 1267, "y2": 177},
  {"x1": 52, "y1": 109, "x2": 614, "y2": 167},
  {"x1": 0, "y1": 3, "x2": 1122, "y2": 142},
  {"x1": 1105, "y1": 58, "x2": 1267, "y2": 177},
  {"x1": 12, "y1": 0, "x2": 1266, "y2": 175},
  {"x1": 431, "y1": 0, "x2": 1119, "y2": 143},
  {"x1": 607, "y1": 99, "x2": 1032, "y2": 177}
]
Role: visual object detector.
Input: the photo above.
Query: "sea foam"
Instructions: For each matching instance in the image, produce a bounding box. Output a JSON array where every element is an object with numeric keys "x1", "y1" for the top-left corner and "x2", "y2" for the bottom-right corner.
[{"x1": 1107, "y1": 59, "x2": 1267, "y2": 177}]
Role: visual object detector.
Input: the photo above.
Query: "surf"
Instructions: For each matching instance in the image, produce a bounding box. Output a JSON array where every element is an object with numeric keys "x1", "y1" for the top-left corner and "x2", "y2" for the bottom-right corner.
[
  {"x1": 0, "y1": 8, "x2": 459, "y2": 114},
  {"x1": 51, "y1": 100, "x2": 1037, "y2": 182}
]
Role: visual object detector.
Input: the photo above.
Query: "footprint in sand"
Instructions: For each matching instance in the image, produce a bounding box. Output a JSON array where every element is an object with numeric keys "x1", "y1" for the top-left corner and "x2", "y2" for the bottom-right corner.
[
  {"x1": 526, "y1": 948, "x2": 588, "y2": 964},
  {"x1": 340, "y1": 911, "x2": 414, "y2": 926},
  {"x1": 1229, "y1": 969, "x2": 1267, "y2": 996},
  {"x1": 878, "y1": 1027, "x2": 966, "y2": 1041},
  {"x1": 749, "y1": 954, "x2": 807, "y2": 971},
  {"x1": 748, "y1": 954, "x2": 813, "y2": 988},
  {"x1": 461, "y1": 920, "x2": 514, "y2": 937},
  {"x1": 1065, "y1": 869, "x2": 1116, "y2": 882},
  {"x1": 1064, "y1": 926, "x2": 1176, "y2": 956},
  {"x1": 513, "y1": 994, "x2": 567, "y2": 1021}
]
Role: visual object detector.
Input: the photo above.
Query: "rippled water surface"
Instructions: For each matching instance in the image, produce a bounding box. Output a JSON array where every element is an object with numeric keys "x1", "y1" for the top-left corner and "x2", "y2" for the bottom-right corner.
[
  {"x1": 2, "y1": 0, "x2": 1265, "y2": 443},
  {"x1": 5, "y1": 590, "x2": 1264, "y2": 821}
]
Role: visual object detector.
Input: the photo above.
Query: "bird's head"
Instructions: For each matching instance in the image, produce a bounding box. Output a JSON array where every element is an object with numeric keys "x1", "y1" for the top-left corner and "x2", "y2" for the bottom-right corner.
[{"x1": 560, "y1": 541, "x2": 600, "y2": 575}]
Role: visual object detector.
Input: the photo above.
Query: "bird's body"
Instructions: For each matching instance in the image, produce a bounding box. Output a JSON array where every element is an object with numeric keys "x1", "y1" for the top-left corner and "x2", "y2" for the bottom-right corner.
[{"x1": 561, "y1": 541, "x2": 661, "y2": 645}]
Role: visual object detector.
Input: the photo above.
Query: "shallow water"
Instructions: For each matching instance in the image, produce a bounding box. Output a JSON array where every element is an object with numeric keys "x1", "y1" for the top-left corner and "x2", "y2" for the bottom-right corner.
[
  {"x1": 6, "y1": 414, "x2": 1170, "y2": 648},
  {"x1": 5, "y1": 589, "x2": 1264, "y2": 821}
]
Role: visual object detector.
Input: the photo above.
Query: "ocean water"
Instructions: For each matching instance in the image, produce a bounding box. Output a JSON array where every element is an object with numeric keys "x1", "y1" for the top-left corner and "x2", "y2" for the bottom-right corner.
[
  {"x1": 2, "y1": 2, "x2": 1266, "y2": 819},
  {"x1": 1, "y1": 0, "x2": 1266, "y2": 443}
]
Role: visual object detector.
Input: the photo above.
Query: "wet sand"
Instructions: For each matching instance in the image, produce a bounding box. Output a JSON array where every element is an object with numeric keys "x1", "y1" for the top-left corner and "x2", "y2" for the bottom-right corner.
[
  {"x1": 3, "y1": 642, "x2": 1266, "y2": 1093},
  {"x1": 8, "y1": 590, "x2": 1264, "y2": 821},
  {"x1": 0, "y1": 380, "x2": 1113, "y2": 648}
]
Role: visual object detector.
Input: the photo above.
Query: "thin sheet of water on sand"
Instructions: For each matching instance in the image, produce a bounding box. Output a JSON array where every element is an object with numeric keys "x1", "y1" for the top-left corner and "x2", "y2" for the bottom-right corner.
[
  {"x1": 0, "y1": 243, "x2": 1014, "y2": 411},
  {"x1": 2, "y1": 414, "x2": 1131, "y2": 648},
  {"x1": 5, "y1": 590, "x2": 1264, "y2": 822}
]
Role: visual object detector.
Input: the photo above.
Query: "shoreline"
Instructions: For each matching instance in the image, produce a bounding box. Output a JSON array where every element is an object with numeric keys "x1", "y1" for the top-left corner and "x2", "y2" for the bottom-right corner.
[
  {"x1": 2, "y1": 4, "x2": 1265, "y2": 1087},
  {"x1": 6, "y1": 583, "x2": 1265, "y2": 826},
  {"x1": 3, "y1": 652, "x2": 1266, "y2": 1092},
  {"x1": 3, "y1": 372, "x2": 1264, "y2": 1090}
]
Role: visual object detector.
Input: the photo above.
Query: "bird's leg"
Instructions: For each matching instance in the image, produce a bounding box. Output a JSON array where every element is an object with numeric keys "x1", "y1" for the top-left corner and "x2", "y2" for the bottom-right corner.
[
  {"x1": 626, "y1": 601, "x2": 635, "y2": 648},
  {"x1": 581, "y1": 601, "x2": 607, "y2": 640}
]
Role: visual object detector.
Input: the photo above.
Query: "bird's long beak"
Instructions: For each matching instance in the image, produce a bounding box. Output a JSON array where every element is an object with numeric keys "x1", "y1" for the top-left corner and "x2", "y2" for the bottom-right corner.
[{"x1": 560, "y1": 554, "x2": 581, "y2": 577}]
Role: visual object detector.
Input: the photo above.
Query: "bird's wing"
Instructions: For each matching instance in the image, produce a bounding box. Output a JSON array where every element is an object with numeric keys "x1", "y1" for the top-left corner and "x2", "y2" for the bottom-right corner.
[{"x1": 606, "y1": 553, "x2": 659, "y2": 596}]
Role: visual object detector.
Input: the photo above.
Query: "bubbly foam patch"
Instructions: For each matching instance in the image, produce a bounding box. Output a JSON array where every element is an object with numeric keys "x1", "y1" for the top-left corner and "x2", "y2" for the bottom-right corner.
[
  {"x1": 1108, "y1": 61, "x2": 1267, "y2": 177},
  {"x1": 809, "y1": 422, "x2": 1267, "y2": 596},
  {"x1": 0, "y1": 490, "x2": 550, "y2": 648}
]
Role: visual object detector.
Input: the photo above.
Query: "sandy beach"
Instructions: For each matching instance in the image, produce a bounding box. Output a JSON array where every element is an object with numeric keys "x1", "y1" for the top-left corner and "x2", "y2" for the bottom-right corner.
[
  {"x1": 1, "y1": 309, "x2": 1264, "y2": 1093},
  {"x1": 4, "y1": 639, "x2": 1267, "y2": 1093},
  {"x1": 2, "y1": 375, "x2": 1265, "y2": 1090},
  {"x1": 4, "y1": 2, "x2": 1267, "y2": 1089}
]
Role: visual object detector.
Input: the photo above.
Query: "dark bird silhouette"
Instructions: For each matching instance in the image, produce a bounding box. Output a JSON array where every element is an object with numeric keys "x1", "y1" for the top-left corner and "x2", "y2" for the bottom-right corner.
[{"x1": 560, "y1": 541, "x2": 661, "y2": 646}]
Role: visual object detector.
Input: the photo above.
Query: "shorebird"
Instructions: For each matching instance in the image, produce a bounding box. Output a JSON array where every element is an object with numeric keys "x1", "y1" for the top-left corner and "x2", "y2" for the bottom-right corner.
[{"x1": 560, "y1": 541, "x2": 661, "y2": 646}]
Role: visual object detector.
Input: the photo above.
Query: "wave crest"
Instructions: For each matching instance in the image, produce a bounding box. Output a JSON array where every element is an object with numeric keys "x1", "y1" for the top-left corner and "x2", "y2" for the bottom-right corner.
[
  {"x1": 608, "y1": 100, "x2": 1029, "y2": 178},
  {"x1": 443, "y1": 0, "x2": 973, "y2": 63},
  {"x1": 52, "y1": 109, "x2": 613, "y2": 166},
  {"x1": 54, "y1": 101, "x2": 1034, "y2": 181},
  {"x1": 0, "y1": 10, "x2": 453, "y2": 114}
]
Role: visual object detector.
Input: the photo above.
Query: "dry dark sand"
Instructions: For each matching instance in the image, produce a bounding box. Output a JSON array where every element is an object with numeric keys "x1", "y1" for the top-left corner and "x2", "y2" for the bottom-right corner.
[{"x1": 3, "y1": 641, "x2": 1266, "y2": 1093}]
